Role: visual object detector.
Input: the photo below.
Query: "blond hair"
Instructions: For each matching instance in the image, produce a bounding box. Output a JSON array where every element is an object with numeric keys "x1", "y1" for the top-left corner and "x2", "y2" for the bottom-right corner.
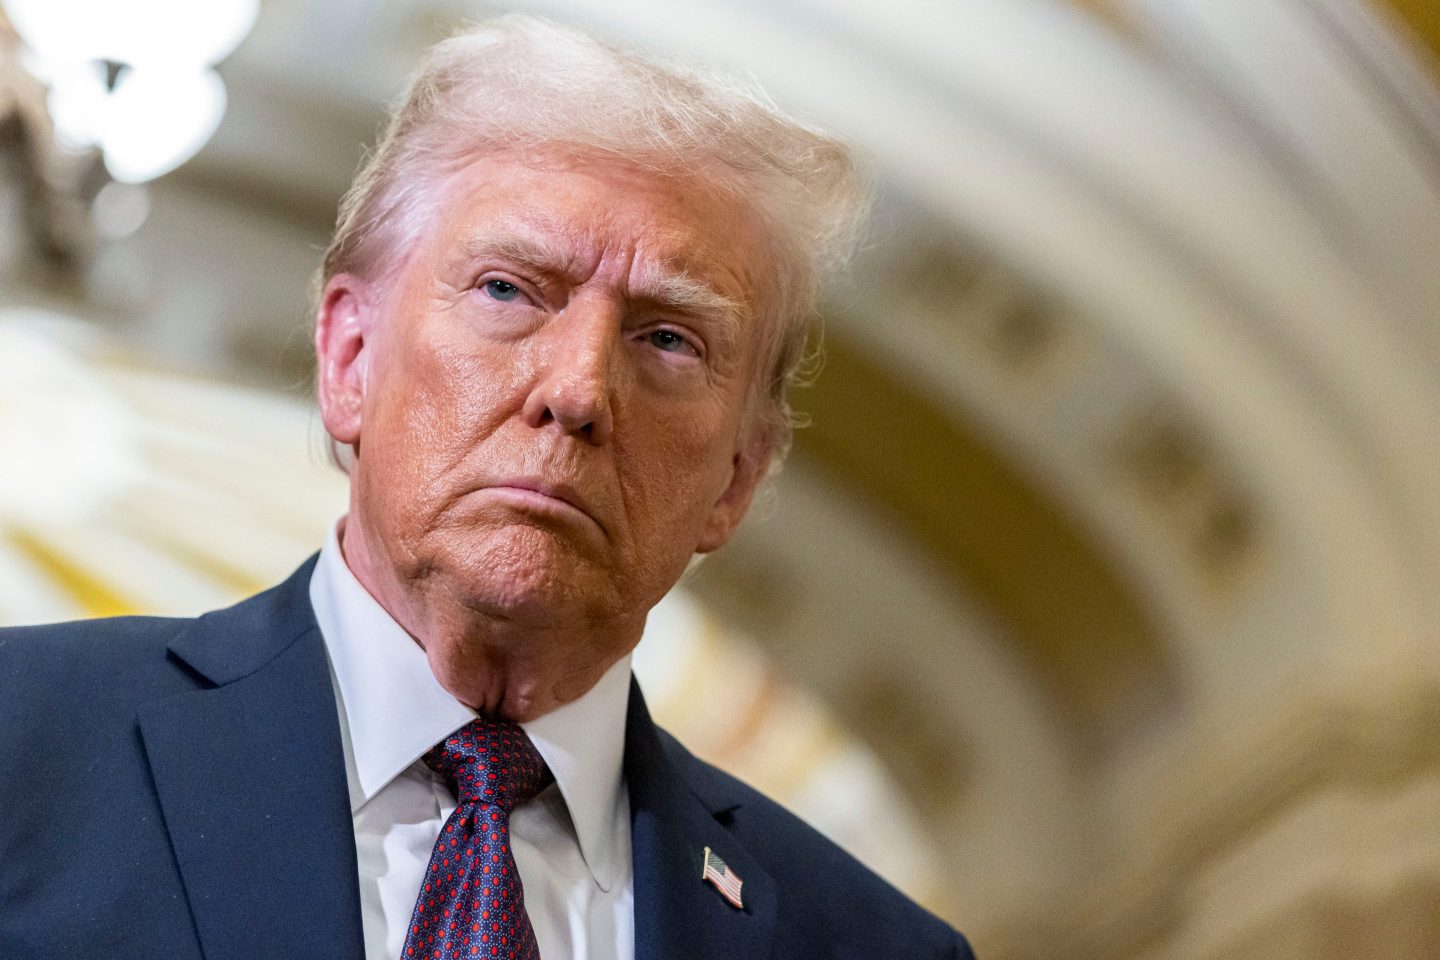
[{"x1": 318, "y1": 14, "x2": 868, "y2": 461}]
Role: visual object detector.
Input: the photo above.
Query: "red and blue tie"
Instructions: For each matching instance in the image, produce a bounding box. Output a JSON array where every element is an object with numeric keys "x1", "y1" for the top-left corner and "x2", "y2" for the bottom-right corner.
[{"x1": 402, "y1": 719, "x2": 551, "y2": 960}]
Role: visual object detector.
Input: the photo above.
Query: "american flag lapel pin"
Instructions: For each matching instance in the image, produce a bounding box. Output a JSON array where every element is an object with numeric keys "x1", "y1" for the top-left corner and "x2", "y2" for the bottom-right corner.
[{"x1": 701, "y1": 846, "x2": 744, "y2": 910}]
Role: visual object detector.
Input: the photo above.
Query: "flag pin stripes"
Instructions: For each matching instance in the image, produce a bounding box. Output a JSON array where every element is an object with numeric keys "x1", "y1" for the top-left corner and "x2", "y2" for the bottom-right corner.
[{"x1": 701, "y1": 846, "x2": 744, "y2": 910}]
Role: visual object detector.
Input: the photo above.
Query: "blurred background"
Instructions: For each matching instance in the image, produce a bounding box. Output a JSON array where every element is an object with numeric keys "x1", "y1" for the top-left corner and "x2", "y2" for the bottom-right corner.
[{"x1": 1, "y1": 0, "x2": 1438, "y2": 957}]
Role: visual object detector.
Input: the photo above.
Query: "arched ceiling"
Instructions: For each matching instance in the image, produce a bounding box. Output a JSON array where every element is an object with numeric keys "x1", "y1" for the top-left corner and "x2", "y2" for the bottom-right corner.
[{"x1": 800, "y1": 291, "x2": 1171, "y2": 745}]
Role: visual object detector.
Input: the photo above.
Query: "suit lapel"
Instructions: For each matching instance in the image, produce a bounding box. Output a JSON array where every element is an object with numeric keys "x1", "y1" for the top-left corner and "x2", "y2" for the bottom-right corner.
[
  {"x1": 138, "y1": 558, "x2": 364, "y2": 960},
  {"x1": 625, "y1": 679, "x2": 777, "y2": 960}
]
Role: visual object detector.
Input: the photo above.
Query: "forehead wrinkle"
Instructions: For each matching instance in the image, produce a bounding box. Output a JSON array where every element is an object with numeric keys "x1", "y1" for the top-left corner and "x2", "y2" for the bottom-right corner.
[{"x1": 449, "y1": 201, "x2": 607, "y2": 277}]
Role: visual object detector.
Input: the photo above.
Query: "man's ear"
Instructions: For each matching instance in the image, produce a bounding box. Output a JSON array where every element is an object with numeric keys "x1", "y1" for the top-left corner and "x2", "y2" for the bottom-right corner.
[
  {"x1": 314, "y1": 274, "x2": 377, "y2": 447},
  {"x1": 696, "y1": 433, "x2": 775, "y2": 554}
]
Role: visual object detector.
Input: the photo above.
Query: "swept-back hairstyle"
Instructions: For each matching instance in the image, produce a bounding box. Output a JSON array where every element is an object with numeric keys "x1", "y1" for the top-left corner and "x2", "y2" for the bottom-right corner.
[{"x1": 318, "y1": 14, "x2": 869, "y2": 462}]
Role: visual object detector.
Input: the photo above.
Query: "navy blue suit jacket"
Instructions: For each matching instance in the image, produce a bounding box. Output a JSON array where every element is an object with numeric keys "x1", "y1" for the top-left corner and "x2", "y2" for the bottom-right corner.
[{"x1": 0, "y1": 558, "x2": 973, "y2": 959}]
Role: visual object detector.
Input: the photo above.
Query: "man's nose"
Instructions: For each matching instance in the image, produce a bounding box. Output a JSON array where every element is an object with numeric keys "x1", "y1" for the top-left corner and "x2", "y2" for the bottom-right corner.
[{"x1": 520, "y1": 302, "x2": 620, "y2": 445}]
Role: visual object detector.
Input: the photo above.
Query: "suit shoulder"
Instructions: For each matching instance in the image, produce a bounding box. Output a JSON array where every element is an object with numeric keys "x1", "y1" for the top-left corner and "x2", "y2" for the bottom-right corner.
[
  {"x1": 0, "y1": 615, "x2": 196, "y2": 728},
  {"x1": 656, "y1": 729, "x2": 975, "y2": 959},
  {"x1": 0, "y1": 614, "x2": 188, "y2": 674}
]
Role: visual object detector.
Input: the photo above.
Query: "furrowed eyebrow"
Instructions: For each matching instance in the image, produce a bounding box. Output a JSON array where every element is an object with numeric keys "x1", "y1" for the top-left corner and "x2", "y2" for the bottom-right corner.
[
  {"x1": 637, "y1": 271, "x2": 743, "y2": 320},
  {"x1": 633, "y1": 271, "x2": 744, "y2": 354},
  {"x1": 457, "y1": 230, "x2": 569, "y2": 276},
  {"x1": 456, "y1": 225, "x2": 746, "y2": 350}
]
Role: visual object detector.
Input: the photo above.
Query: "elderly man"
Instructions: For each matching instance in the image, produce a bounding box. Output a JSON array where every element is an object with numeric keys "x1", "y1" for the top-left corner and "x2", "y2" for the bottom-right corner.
[{"x1": 0, "y1": 16, "x2": 973, "y2": 960}]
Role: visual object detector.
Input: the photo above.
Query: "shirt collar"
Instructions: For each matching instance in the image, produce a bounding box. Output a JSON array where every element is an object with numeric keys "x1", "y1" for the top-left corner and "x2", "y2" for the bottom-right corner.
[
  {"x1": 308, "y1": 520, "x2": 632, "y2": 892},
  {"x1": 520, "y1": 651, "x2": 632, "y2": 893}
]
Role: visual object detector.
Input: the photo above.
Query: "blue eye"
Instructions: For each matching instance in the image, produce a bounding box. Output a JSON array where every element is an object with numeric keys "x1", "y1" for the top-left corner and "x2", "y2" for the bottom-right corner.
[
  {"x1": 648, "y1": 330, "x2": 690, "y2": 353},
  {"x1": 483, "y1": 279, "x2": 522, "y2": 302}
]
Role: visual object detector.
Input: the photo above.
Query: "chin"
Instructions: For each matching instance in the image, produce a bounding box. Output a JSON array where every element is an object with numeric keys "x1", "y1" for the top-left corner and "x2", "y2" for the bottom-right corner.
[{"x1": 430, "y1": 529, "x2": 612, "y2": 625}]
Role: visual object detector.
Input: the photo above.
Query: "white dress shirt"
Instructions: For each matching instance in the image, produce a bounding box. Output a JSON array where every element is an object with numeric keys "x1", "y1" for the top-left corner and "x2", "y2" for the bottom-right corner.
[{"x1": 309, "y1": 523, "x2": 635, "y2": 960}]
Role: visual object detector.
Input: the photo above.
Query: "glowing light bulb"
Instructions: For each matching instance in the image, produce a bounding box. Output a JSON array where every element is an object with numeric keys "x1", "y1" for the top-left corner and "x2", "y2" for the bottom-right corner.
[
  {"x1": 2, "y1": 0, "x2": 259, "y2": 68},
  {"x1": 2, "y1": 0, "x2": 257, "y2": 184},
  {"x1": 100, "y1": 66, "x2": 227, "y2": 184},
  {"x1": 43, "y1": 59, "x2": 109, "y2": 150}
]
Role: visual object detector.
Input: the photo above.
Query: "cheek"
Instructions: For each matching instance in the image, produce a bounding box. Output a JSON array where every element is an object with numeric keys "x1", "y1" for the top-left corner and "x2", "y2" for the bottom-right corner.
[
  {"x1": 389, "y1": 321, "x2": 518, "y2": 427},
  {"x1": 360, "y1": 338, "x2": 523, "y2": 518},
  {"x1": 621, "y1": 402, "x2": 738, "y2": 528}
]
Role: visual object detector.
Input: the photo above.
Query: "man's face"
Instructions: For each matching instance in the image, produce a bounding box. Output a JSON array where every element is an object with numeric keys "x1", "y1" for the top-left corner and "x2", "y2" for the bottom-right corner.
[{"x1": 317, "y1": 148, "x2": 772, "y2": 709}]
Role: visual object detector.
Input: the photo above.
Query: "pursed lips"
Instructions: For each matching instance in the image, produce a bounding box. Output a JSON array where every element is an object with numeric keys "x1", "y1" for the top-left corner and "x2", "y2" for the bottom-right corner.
[{"x1": 482, "y1": 478, "x2": 606, "y2": 534}]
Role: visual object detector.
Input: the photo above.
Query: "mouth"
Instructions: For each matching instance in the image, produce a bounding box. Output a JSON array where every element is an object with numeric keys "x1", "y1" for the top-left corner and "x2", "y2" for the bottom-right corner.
[{"x1": 482, "y1": 478, "x2": 605, "y2": 535}]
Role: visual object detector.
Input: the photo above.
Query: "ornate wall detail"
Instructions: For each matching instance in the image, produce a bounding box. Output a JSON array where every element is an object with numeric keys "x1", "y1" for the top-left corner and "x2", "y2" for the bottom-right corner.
[{"x1": 1113, "y1": 405, "x2": 1263, "y2": 595}]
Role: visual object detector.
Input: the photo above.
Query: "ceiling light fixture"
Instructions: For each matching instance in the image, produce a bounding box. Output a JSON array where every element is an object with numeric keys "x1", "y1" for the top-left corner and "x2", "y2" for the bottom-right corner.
[{"x1": 2, "y1": 0, "x2": 257, "y2": 183}]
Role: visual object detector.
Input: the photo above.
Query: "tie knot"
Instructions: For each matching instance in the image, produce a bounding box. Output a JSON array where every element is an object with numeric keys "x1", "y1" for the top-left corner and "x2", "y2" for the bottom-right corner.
[{"x1": 424, "y1": 718, "x2": 551, "y2": 812}]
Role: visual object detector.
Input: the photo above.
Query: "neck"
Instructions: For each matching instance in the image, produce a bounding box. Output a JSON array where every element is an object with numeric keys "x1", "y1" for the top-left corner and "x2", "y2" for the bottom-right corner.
[{"x1": 337, "y1": 517, "x2": 644, "y2": 722}]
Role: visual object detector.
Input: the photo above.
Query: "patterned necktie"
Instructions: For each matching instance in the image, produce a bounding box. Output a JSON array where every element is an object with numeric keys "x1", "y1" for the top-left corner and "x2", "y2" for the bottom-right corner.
[{"x1": 402, "y1": 719, "x2": 551, "y2": 960}]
